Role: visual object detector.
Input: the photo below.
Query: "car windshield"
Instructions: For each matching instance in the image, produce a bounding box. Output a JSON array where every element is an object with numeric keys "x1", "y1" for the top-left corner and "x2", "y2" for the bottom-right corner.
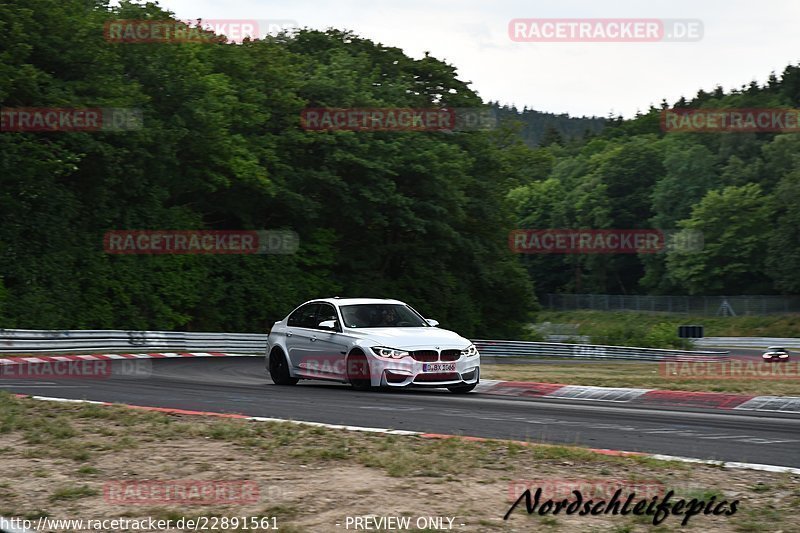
[{"x1": 340, "y1": 304, "x2": 428, "y2": 328}]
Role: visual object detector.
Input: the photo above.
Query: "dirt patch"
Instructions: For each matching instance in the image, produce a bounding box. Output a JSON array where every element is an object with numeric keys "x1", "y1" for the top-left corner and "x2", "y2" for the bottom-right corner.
[{"x1": 0, "y1": 394, "x2": 797, "y2": 532}]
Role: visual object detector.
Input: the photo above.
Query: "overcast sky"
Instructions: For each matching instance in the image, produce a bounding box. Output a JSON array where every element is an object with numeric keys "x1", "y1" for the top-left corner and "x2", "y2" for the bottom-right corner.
[{"x1": 155, "y1": 0, "x2": 800, "y2": 118}]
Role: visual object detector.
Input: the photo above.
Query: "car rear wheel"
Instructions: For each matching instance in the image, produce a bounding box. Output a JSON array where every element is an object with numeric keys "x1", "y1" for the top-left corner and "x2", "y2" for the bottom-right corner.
[
  {"x1": 347, "y1": 350, "x2": 372, "y2": 391},
  {"x1": 269, "y1": 349, "x2": 298, "y2": 385},
  {"x1": 447, "y1": 381, "x2": 478, "y2": 394}
]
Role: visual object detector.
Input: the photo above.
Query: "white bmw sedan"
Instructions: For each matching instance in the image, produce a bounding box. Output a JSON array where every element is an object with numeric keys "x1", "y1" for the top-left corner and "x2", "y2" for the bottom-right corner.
[{"x1": 265, "y1": 298, "x2": 480, "y2": 393}]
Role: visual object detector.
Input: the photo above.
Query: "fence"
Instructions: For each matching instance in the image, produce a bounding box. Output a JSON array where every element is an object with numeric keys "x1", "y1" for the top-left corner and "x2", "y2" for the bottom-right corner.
[
  {"x1": 532, "y1": 322, "x2": 590, "y2": 343},
  {"x1": 473, "y1": 339, "x2": 726, "y2": 362},
  {"x1": 695, "y1": 337, "x2": 800, "y2": 349},
  {"x1": 0, "y1": 328, "x2": 727, "y2": 361},
  {"x1": 545, "y1": 294, "x2": 800, "y2": 315}
]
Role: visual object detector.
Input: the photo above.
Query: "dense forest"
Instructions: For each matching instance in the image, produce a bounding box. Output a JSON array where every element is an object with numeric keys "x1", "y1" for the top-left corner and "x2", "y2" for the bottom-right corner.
[
  {"x1": 489, "y1": 103, "x2": 606, "y2": 147},
  {"x1": 0, "y1": 0, "x2": 537, "y2": 335},
  {"x1": 1, "y1": 0, "x2": 798, "y2": 337},
  {"x1": 513, "y1": 68, "x2": 800, "y2": 297}
]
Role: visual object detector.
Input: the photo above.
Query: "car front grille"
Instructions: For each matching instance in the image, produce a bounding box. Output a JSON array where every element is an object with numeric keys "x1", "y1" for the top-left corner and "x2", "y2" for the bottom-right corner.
[
  {"x1": 440, "y1": 349, "x2": 461, "y2": 361},
  {"x1": 411, "y1": 350, "x2": 439, "y2": 362},
  {"x1": 411, "y1": 349, "x2": 462, "y2": 362},
  {"x1": 414, "y1": 372, "x2": 460, "y2": 383}
]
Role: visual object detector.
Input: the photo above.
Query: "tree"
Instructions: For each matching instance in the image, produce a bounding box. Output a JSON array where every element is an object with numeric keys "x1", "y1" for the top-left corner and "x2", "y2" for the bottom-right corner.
[
  {"x1": 665, "y1": 184, "x2": 771, "y2": 294},
  {"x1": 766, "y1": 169, "x2": 800, "y2": 292},
  {"x1": 650, "y1": 138, "x2": 719, "y2": 228},
  {"x1": 540, "y1": 126, "x2": 564, "y2": 147},
  {"x1": 0, "y1": 0, "x2": 537, "y2": 337},
  {"x1": 641, "y1": 138, "x2": 720, "y2": 293}
]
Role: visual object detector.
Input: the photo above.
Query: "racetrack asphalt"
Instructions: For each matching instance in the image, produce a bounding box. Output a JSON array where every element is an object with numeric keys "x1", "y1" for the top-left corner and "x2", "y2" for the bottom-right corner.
[{"x1": 1, "y1": 357, "x2": 798, "y2": 468}]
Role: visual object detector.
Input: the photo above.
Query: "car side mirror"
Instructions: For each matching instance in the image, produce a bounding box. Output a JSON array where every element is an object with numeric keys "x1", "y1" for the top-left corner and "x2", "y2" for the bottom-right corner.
[
  {"x1": 426, "y1": 319, "x2": 439, "y2": 327},
  {"x1": 318, "y1": 320, "x2": 338, "y2": 331}
]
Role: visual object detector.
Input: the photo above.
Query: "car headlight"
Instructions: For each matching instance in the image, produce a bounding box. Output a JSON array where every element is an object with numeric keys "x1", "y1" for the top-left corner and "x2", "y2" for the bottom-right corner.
[
  {"x1": 371, "y1": 346, "x2": 410, "y2": 359},
  {"x1": 461, "y1": 344, "x2": 479, "y2": 357}
]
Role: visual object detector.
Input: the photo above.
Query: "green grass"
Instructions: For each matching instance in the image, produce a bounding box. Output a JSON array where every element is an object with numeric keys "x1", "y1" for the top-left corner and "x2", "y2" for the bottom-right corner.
[
  {"x1": 536, "y1": 310, "x2": 800, "y2": 346},
  {"x1": 22, "y1": 510, "x2": 48, "y2": 520},
  {"x1": 76, "y1": 465, "x2": 99, "y2": 476},
  {"x1": 48, "y1": 485, "x2": 98, "y2": 502},
  {"x1": 261, "y1": 504, "x2": 299, "y2": 520}
]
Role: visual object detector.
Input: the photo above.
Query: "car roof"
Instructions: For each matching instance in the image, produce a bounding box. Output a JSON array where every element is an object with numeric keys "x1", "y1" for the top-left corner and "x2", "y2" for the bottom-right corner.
[
  {"x1": 766, "y1": 346, "x2": 787, "y2": 350},
  {"x1": 309, "y1": 297, "x2": 406, "y2": 306}
]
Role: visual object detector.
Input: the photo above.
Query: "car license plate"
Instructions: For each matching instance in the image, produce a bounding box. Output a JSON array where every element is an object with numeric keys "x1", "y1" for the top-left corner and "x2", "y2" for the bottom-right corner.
[{"x1": 422, "y1": 363, "x2": 456, "y2": 372}]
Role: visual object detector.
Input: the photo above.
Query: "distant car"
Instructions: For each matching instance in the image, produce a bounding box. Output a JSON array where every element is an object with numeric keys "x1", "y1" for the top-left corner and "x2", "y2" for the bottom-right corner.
[
  {"x1": 265, "y1": 297, "x2": 480, "y2": 393},
  {"x1": 762, "y1": 346, "x2": 790, "y2": 362}
]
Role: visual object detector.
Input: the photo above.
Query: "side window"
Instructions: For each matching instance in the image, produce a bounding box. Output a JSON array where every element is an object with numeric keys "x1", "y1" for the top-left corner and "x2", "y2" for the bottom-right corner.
[
  {"x1": 314, "y1": 303, "x2": 338, "y2": 330},
  {"x1": 287, "y1": 303, "x2": 320, "y2": 328}
]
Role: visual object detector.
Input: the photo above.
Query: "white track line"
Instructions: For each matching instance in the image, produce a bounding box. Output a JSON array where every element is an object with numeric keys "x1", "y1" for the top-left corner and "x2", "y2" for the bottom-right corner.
[{"x1": 647, "y1": 454, "x2": 800, "y2": 474}]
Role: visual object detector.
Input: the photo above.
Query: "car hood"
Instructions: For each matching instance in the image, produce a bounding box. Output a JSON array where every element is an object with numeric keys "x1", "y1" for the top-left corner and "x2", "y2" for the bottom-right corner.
[{"x1": 345, "y1": 327, "x2": 471, "y2": 349}]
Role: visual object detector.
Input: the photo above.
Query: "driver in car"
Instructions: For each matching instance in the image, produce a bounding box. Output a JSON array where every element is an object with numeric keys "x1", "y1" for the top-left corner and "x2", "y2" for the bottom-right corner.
[{"x1": 380, "y1": 307, "x2": 400, "y2": 326}]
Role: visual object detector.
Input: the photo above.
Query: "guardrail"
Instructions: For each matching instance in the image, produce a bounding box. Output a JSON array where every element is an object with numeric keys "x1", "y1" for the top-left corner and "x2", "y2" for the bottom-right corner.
[
  {"x1": 695, "y1": 337, "x2": 800, "y2": 348},
  {"x1": 0, "y1": 329, "x2": 727, "y2": 361},
  {"x1": 544, "y1": 334, "x2": 591, "y2": 343},
  {"x1": 473, "y1": 339, "x2": 727, "y2": 361},
  {"x1": 0, "y1": 329, "x2": 268, "y2": 354},
  {"x1": 545, "y1": 293, "x2": 800, "y2": 315}
]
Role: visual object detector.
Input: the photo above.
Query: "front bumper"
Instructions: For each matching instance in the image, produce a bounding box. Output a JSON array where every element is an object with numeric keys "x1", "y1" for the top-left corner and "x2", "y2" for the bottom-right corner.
[{"x1": 373, "y1": 355, "x2": 481, "y2": 387}]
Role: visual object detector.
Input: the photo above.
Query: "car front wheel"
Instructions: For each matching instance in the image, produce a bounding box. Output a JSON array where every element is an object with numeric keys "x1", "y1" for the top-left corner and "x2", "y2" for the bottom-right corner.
[
  {"x1": 269, "y1": 349, "x2": 298, "y2": 385},
  {"x1": 347, "y1": 350, "x2": 372, "y2": 391}
]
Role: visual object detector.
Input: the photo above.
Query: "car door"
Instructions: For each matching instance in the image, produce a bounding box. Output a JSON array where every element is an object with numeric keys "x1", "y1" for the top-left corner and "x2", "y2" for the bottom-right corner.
[
  {"x1": 285, "y1": 303, "x2": 321, "y2": 370},
  {"x1": 305, "y1": 303, "x2": 349, "y2": 379}
]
